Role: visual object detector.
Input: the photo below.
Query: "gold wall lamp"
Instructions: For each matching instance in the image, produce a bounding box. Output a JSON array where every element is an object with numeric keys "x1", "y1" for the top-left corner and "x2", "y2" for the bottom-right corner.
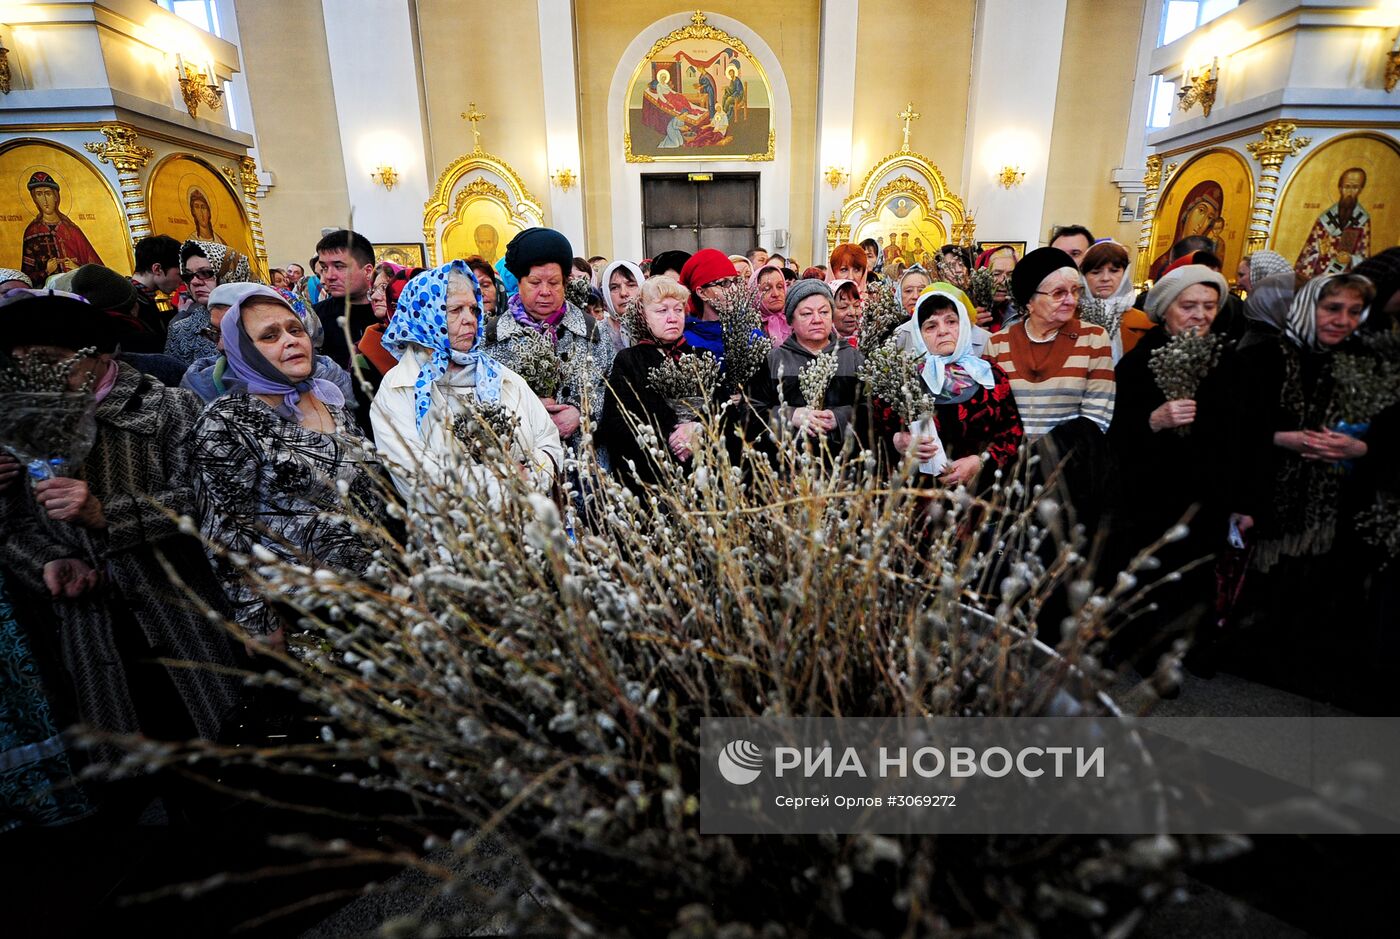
[
  {"x1": 1178, "y1": 57, "x2": 1219, "y2": 117},
  {"x1": 371, "y1": 164, "x2": 399, "y2": 191},
  {"x1": 1386, "y1": 30, "x2": 1400, "y2": 93},
  {"x1": 175, "y1": 54, "x2": 223, "y2": 118},
  {"x1": 997, "y1": 166, "x2": 1025, "y2": 189},
  {"x1": 824, "y1": 165, "x2": 850, "y2": 189},
  {"x1": 0, "y1": 28, "x2": 11, "y2": 95},
  {"x1": 550, "y1": 167, "x2": 577, "y2": 192}
]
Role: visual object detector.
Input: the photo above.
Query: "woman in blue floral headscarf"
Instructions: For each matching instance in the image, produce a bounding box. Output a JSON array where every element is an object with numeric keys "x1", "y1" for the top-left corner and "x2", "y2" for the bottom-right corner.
[{"x1": 369, "y1": 260, "x2": 562, "y2": 500}]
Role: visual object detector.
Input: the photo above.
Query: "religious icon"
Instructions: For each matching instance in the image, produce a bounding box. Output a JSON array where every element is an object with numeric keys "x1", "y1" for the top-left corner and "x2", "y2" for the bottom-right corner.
[
  {"x1": 374, "y1": 243, "x2": 427, "y2": 269},
  {"x1": 442, "y1": 197, "x2": 519, "y2": 266},
  {"x1": 1, "y1": 141, "x2": 131, "y2": 285},
  {"x1": 148, "y1": 154, "x2": 255, "y2": 265},
  {"x1": 187, "y1": 187, "x2": 226, "y2": 244},
  {"x1": 1273, "y1": 134, "x2": 1398, "y2": 280},
  {"x1": 625, "y1": 15, "x2": 773, "y2": 161},
  {"x1": 20, "y1": 171, "x2": 103, "y2": 285},
  {"x1": 1148, "y1": 149, "x2": 1252, "y2": 283},
  {"x1": 474, "y1": 224, "x2": 500, "y2": 263}
]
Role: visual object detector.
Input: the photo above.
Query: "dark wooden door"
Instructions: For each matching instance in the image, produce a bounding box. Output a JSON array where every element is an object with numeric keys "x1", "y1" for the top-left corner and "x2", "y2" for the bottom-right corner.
[{"x1": 642, "y1": 174, "x2": 758, "y2": 259}]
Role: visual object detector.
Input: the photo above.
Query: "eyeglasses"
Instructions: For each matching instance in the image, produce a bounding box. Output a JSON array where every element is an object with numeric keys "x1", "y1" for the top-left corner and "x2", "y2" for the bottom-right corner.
[
  {"x1": 702, "y1": 277, "x2": 739, "y2": 291},
  {"x1": 182, "y1": 269, "x2": 216, "y2": 284},
  {"x1": 1034, "y1": 286, "x2": 1083, "y2": 304},
  {"x1": 369, "y1": 285, "x2": 388, "y2": 298},
  {"x1": 198, "y1": 324, "x2": 221, "y2": 342}
]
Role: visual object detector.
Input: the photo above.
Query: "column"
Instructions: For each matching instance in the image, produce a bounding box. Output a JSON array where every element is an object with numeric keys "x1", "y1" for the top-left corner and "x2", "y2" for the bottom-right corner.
[
  {"x1": 84, "y1": 124, "x2": 154, "y2": 240},
  {"x1": 960, "y1": 0, "x2": 1069, "y2": 247},
  {"x1": 537, "y1": 0, "x2": 586, "y2": 251},
  {"x1": 239, "y1": 156, "x2": 270, "y2": 275},
  {"x1": 812, "y1": 0, "x2": 859, "y2": 257},
  {"x1": 322, "y1": 0, "x2": 430, "y2": 241},
  {"x1": 1110, "y1": 0, "x2": 1164, "y2": 222},
  {"x1": 1245, "y1": 121, "x2": 1312, "y2": 255},
  {"x1": 1135, "y1": 154, "x2": 1171, "y2": 277}
]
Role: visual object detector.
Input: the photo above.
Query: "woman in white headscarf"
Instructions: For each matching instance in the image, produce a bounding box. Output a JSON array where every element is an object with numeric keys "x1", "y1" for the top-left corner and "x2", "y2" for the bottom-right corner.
[
  {"x1": 880, "y1": 282, "x2": 1023, "y2": 490},
  {"x1": 1079, "y1": 240, "x2": 1153, "y2": 363},
  {"x1": 600, "y1": 259, "x2": 645, "y2": 352}
]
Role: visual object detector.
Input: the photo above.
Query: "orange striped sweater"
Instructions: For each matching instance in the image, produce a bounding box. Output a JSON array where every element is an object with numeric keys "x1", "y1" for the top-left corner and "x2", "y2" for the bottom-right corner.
[{"x1": 983, "y1": 318, "x2": 1116, "y2": 437}]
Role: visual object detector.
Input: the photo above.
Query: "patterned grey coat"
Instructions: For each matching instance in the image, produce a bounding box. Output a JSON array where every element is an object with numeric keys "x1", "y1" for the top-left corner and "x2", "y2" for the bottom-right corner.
[{"x1": 0, "y1": 363, "x2": 241, "y2": 743}]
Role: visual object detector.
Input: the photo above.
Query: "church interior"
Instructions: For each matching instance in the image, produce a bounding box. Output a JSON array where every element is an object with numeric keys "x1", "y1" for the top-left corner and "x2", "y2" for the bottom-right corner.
[{"x1": 2, "y1": 1, "x2": 1400, "y2": 937}]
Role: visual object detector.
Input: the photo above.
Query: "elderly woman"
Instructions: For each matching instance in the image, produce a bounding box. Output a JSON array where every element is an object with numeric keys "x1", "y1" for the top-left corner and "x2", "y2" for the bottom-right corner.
[
  {"x1": 466, "y1": 256, "x2": 503, "y2": 316},
  {"x1": 829, "y1": 243, "x2": 869, "y2": 301},
  {"x1": 899, "y1": 265, "x2": 932, "y2": 318},
  {"x1": 164, "y1": 239, "x2": 254, "y2": 366},
  {"x1": 356, "y1": 262, "x2": 421, "y2": 380},
  {"x1": 751, "y1": 261, "x2": 790, "y2": 342},
  {"x1": 755, "y1": 280, "x2": 865, "y2": 455},
  {"x1": 482, "y1": 228, "x2": 614, "y2": 447},
  {"x1": 830, "y1": 278, "x2": 861, "y2": 346},
  {"x1": 984, "y1": 247, "x2": 1116, "y2": 438},
  {"x1": 183, "y1": 283, "x2": 354, "y2": 404},
  {"x1": 191, "y1": 288, "x2": 384, "y2": 645},
  {"x1": 1108, "y1": 265, "x2": 1233, "y2": 666},
  {"x1": 1236, "y1": 249, "x2": 1291, "y2": 295},
  {"x1": 370, "y1": 261, "x2": 562, "y2": 501},
  {"x1": 677, "y1": 249, "x2": 740, "y2": 360},
  {"x1": 601, "y1": 259, "x2": 645, "y2": 352},
  {"x1": 974, "y1": 245, "x2": 1018, "y2": 329},
  {"x1": 877, "y1": 284, "x2": 1022, "y2": 489},
  {"x1": 1079, "y1": 240, "x2": 1153, "y2": 363},
  {"x1": 0, "y1": 293, "x2": 240, "y2": 747},
  {"x1": 1220, "y1": 272, "x2": 1395, "y2": 705},
  {"x1": 598, "y1": 276, "x2": 706, "y2": 494}
]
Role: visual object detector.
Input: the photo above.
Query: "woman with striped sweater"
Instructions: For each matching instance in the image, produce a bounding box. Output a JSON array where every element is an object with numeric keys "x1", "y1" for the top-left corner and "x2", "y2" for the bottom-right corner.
[{"x1": 983, "y1": 246, "x2": 1118, "y2": 532}]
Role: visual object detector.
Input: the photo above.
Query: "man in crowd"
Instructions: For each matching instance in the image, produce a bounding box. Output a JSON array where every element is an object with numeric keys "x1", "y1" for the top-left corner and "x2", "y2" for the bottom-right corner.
[
  {"x1": 313, "y1": 229, "x2": 377, "y2": 371},
  {"x1": 131, "y1": 234, "x2": 184, "y2": 333},
  {"x1": 1049, "y1": 224, "x2": 1095, "y2": 267}
]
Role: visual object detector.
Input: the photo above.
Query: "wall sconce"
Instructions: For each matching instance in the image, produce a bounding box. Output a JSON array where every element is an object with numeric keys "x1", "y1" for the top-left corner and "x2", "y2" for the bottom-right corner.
[
  {"x1": 370, "y1": 164, "x2": 399, "y2": 191},
  {"x1": 0, "y1": 29, "x2": 12, "y2": 95},
  {"x1": 1177, "y1": 57, "x2": 1219, "y2": 117},
  {"x1": 1386, "y1": 30, "x2": 1400, "y2": 93},
  {"x1": 551, "y1": 167, "x2": 577, "y2": 192},
  {"x1": 824, "y1": 165, "x2": 850, "y2": 189},
  {"x1": 997, "y1": 166, "x2": 1025, "y2": 189},
  {"x1": 174, "y1": 53, "x2": 223, "y2": 118}
]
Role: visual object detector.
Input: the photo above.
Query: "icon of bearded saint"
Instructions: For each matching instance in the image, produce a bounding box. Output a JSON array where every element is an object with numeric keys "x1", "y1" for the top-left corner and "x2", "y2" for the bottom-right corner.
[{"x1": 1294, "y1": 167, "x2": 1371, "y2": 279}]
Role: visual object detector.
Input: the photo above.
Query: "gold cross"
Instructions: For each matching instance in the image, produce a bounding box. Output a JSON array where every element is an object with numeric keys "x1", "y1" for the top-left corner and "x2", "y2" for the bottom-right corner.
[
  {"x1": 691, "y1": 10, "x2": 707, "y2": 26},
  {"x1": 899, "y1": 102, "x2": 920, "y2": 151},
  {"x1": 461, "y1": 102, "x2": 487, "y2": 151}
]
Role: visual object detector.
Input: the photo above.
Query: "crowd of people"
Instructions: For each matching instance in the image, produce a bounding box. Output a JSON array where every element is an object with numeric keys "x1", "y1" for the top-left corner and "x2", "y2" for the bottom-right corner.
[{"x1": 1, "y1": 219, "x2": 1397, "y2": 838}]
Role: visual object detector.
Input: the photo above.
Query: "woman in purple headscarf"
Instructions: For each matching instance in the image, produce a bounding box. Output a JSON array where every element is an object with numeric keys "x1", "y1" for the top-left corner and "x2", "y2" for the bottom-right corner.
[{"x1": 190, "y1": 286, "x2": 385, "y2": 648}]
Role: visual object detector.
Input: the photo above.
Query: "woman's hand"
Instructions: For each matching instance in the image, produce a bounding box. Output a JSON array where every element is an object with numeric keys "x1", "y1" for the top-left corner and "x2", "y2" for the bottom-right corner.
[
  {"x1": 893, "y1": 431, "x2": 941, "y2": 462},
  {"x1": 43, "y1": 558, "x2": 100, "y2": 598},
  {"x1": 941, "y1": 455, "x2": 983, "y2": 487},
  {"x1": 0, "y1": 454, "x2": 19, "y2": 492},
  {"x1": 1149, "y1": 399, "x2": 1196, "y2": 432},
  {"x1": 545, "y1": 402, "x2": 582, "y2": 439},
  {"x1": 1302, "y1": 428, "x2": 1367, "y2": 461},
  {"x1": 669, "y1": 422, "x2": 700, "y2": 461},
  {"x1": 791, "y1": 407, "x2": 837, "y2": 436},
  {"x1": 974, "y1": 306, "x2": 993, "y2": 327},
  {"x1": 34, "y1": 477, "x2": 106, "y2": 529}
]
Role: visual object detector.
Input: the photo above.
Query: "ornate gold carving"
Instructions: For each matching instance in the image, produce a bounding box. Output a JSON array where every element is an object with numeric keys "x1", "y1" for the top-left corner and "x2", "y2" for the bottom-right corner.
[
  {"x1": 1142, "y1": 154, "x2": 1164, "y2": 192},
  {"x1": 645, "y1": 11, "x2": 756, "y2": 62},
  {"x1": 453, "y1": 177, "x2": 513, "y2": 213},
  {"x1": 872, "y1": 175, "x2": 930, "y2": 209},
  {"x1": 237, "y1": 156, "x2": 270, "y2": 277},
  {"x1": 1387, "y1": 47, "x2": 1400, "y2": 93},
  {"x1": 623, "y1": 131, "x2": 656, "y2": 164},
  {"x1": 219, "y1": 163, "x2": 238, "y2": 184},
  {"x1": 834, "y1": 146, "x2": 971, "y2": 256},
  {"x1": 84, "y1": 124, "x2": 155, "y2": 239},
  {"x1": 1245, "y1": 120, "x2": 1312, "y2": 168},
  {"x1": 424, "y1": 147, "x2": 544, "y2": 267},
  {"x1": 744, "y1": 129, "x2": 776, "y2": 162},
  {"x1": 1, "y1": 33, "x2": 13, "y2": 95},
  {"x1": 176, "y1": 62, "x2": 223, "y2": 119},
  {"x1": 1244, "y1": 121, "x2": 1311, "y2": 255}
]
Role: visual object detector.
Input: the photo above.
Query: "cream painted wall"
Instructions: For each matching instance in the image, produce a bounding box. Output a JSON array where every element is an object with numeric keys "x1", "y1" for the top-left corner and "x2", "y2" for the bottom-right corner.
[
  {"x1": 1041, "y1": 0, "x2": 1147, "y2": 249},
  {"x1": 852, "y1": 0, "x2": 975, "y2": 200},
  {"x1": 234, "y1": 0, "x2": 350, "y2": 265},
  {"x1": 416, "y1": 0, "x2": 551, "y2": 221},
  {"x1": 576, "y1": 1, "x2": 820, "y2": 263}
]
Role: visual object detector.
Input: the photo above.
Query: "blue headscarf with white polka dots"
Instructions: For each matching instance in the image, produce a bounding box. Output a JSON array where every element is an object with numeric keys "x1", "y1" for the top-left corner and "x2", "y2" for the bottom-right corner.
[{"x1": 382, "y1": 260, "x2": 503, "y2": 433}]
